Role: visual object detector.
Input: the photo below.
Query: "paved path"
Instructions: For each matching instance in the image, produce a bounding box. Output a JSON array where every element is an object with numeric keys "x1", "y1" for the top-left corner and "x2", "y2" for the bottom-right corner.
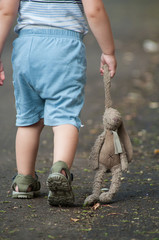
[{"x1": 1, "y1": 1, "x2": 159, "y2": 239}]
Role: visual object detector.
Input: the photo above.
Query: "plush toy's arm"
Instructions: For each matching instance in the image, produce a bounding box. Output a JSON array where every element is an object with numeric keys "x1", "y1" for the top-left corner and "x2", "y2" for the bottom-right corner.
[
  {"x1": 89, "y1": 131, "x2": 106, "y2": 170},
  {"x1": 120, "y1": 143, "x2": 129, "y2": 172}
]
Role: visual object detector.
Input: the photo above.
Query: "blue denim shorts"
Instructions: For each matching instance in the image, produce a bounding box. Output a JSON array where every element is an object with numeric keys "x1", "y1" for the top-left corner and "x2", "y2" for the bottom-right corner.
[{"x1": 12, "y1": 29, "x2": 87, "y2": 130}]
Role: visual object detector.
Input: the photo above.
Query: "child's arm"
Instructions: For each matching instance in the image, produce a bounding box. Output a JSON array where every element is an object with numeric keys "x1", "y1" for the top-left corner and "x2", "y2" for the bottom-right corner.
[
  {"x1": 82, "y1": 0, "x2": 117, "y2": 77},
  {"x1": 0, "y1": 0, "x2": 19, "y2": 86}
]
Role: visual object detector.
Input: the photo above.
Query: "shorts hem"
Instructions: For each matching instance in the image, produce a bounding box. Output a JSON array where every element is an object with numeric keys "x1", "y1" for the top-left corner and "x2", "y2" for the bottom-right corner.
[
  {"x1": 44, "y1": 120, "x2": 81, "y2": 131},
  {"x1": 16, "y1": 113, "x2": 44, "y2": 127}
]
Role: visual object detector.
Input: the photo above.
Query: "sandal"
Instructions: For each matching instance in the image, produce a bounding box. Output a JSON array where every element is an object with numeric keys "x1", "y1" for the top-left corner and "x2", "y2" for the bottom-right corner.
[
  {"x1": 46, "y1": 161, "x2": 74, "y2": 206},
  {"x1": 12, "y1": 174, "x2": 41, "y2": 199}
]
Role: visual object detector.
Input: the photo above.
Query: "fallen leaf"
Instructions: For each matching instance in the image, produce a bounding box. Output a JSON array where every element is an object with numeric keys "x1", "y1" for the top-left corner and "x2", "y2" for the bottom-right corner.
[
  {"x1": 92, "y1": 203, "x2": 100, "y2": 210},
  {"x1": 143, "y1": 40, "x2": 159, "y2": 53},
  {"x1": 27, "y1": 204, "x2": 33, "y2": 208},
  {"x1": 83, "y1": 168, "x2": 91, "y2": 172},
  {"x1": 89, "y1": 128, "x2": 98, "y2": 134},
  {"x1": 48, "y1": 235, "x2": 55, "y2": 239},
  {"x1": 0, "y1": 210, "x2": 6, "y2": 213},
  {"x1": 71, "y1": 218, "x2": 80, "y2": 222},
  {"x1": 29, "y1": 228, "x2": 35, "y2": 231},
  {"x1": 81, "y1": 228, "x2": 92, "y2": 232},
  {"x1": 147, "y1": 178, "x2": 152, "y2": 181},
  {"x1": 102, "y1": 204, "x2": 118, "y2": 208},
  {"x1": 154, "y1": 149, "x2": 159, "y2": 154},
  {"x1": 9, "y1": 229, "x2": 19, "y2": 234},
  {"x1": 149, "y1": 102, "x2": 159, "y2": 109}
]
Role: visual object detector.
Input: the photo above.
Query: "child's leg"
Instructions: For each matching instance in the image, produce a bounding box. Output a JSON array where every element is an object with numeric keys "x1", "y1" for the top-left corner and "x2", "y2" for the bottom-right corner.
[
  {"x1": 52, "y1": 124, "x2": 79, "y2": 169},
  {"x1": 16, "y1": 119, "x2": 44, "y2": 177},
  {"x1": 47, "y1": 124, "x2": 78, "y2": 205}
]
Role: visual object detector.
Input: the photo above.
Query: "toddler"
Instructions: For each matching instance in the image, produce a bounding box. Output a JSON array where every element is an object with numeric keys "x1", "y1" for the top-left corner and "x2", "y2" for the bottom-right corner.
[{"x1": 0, "y1": 0, "x2": 116, "y2": 206}]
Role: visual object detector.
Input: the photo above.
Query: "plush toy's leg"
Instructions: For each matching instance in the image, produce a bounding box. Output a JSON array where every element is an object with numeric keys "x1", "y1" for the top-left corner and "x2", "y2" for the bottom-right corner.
[
  {"x1": 84, "y1": 165, "x2": 106, "y2": 206},
  {"x1": 99, "y1": 165, "x2": 122, "y2": 203}
]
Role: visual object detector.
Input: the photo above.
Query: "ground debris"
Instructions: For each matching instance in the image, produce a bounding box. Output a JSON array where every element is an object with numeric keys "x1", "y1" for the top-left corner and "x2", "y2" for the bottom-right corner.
[
  {"x1": 154, "y1": 149, "x2": 159, "y2": 155},
  {"x1": 106, "y1": 212, "x2": 124, "y2": 216},
  {"x1": 92, "y1": 203, "x2": 100, "y2": 211},
  {"x1": 71, "y1": 218, "x2": 80, "y2": 222},
  {"x1": 102, "y1": 204, "x2": 118, "y2": 208},
  {"x1": 143, "y1": 39, "x2": 159, "y2": 53}
]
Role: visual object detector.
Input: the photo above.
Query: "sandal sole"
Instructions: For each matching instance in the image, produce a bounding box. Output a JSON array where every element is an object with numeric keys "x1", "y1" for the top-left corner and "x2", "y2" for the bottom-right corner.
[
  {"x1": 47, "y1": 173, "x2": 74, "y2": 206},
  {"x1": 12, "y1": 190, "x2": 40, "y2": 199}
]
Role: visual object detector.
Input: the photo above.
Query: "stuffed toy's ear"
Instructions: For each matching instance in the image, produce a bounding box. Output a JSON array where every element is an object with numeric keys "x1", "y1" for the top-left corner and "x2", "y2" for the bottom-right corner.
[{"x1": 118, "y1": 122, "x2": 133, "y2": 163}]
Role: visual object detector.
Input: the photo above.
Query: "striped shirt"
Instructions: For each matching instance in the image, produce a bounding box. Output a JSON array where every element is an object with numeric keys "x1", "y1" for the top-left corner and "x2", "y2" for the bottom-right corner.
[{"x1": 14, "y1": 0, "x2": 88, "y2": 35}]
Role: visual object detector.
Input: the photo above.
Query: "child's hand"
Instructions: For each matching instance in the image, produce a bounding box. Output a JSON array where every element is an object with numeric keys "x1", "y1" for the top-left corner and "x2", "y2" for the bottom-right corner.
[
  {"x1": 0, "y1": 60, "x2": 5, "y2": 86},
  {"x1": 100, "y1": 53, "x2": 117, "y2": 78}
]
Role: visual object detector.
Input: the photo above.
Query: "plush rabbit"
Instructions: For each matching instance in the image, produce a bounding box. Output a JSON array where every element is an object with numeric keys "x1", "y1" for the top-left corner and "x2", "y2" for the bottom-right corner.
[{"x1": 84, "y1": 65, "x2": 133, "y2": 206}]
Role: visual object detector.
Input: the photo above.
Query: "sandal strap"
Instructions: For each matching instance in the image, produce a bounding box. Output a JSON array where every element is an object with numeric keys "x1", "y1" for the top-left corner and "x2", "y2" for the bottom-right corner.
[
  {"x1": 12, "y1": 174, "x2": 41, "y2": 192},
  {"x1": 51, "y1": 161, "x2": 73, "y2": 183}
]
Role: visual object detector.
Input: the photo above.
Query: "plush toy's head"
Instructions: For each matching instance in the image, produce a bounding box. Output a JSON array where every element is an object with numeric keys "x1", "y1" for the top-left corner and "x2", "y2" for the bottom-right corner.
[{"x1": 103, "y1": 107, "x2": 122, "y2": 131}]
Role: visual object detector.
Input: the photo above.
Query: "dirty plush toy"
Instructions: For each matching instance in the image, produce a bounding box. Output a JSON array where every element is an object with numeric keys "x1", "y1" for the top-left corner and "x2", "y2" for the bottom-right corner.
[{"x1": 84, "y1": 65, "x2": 133, "y2": 206}]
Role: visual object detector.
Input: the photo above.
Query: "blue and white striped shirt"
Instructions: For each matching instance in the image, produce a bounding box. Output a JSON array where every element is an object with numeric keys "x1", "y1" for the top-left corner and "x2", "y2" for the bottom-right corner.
[{"x1": 15, "y1": 0, "x2": 88, "y2": 35}]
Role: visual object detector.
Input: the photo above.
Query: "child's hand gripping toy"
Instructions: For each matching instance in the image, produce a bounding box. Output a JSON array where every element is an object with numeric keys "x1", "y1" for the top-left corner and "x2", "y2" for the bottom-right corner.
[{"x1": 84, "y1": 65, "x2": 133, "y2": 206}]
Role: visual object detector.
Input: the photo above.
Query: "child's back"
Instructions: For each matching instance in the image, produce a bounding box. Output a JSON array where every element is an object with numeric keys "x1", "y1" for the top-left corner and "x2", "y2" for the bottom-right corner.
[{"x1": 15, "y1": 0, "x2": 88, "y2": 34}]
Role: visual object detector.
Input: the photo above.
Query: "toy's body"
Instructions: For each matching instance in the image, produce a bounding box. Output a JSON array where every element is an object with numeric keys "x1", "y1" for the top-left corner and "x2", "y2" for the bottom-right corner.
[
  {"x1": 99, "y1": 130, "x2": 121, "y2": 169},
  {"x1": 84, "y1": 65, "x2": 133, "y2": 206}
]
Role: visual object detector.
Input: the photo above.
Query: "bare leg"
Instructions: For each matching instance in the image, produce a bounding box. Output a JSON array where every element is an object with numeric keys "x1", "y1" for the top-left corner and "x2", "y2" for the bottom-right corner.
[
  {"x1": 16, "y1": 119, "x2": 44, "y2": 177},
  {"x1": 52, "y1": 124, "x2": 79, "y2": 169},
  {"x1": 47, "y1": 124, "x2": 78, "y2": 206}
]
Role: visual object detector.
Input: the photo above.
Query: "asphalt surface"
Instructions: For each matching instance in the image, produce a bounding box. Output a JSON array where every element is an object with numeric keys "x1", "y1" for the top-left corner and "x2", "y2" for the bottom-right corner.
[{"x1": 1, "y1": 0, "x2": 159, "y2": 239}]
